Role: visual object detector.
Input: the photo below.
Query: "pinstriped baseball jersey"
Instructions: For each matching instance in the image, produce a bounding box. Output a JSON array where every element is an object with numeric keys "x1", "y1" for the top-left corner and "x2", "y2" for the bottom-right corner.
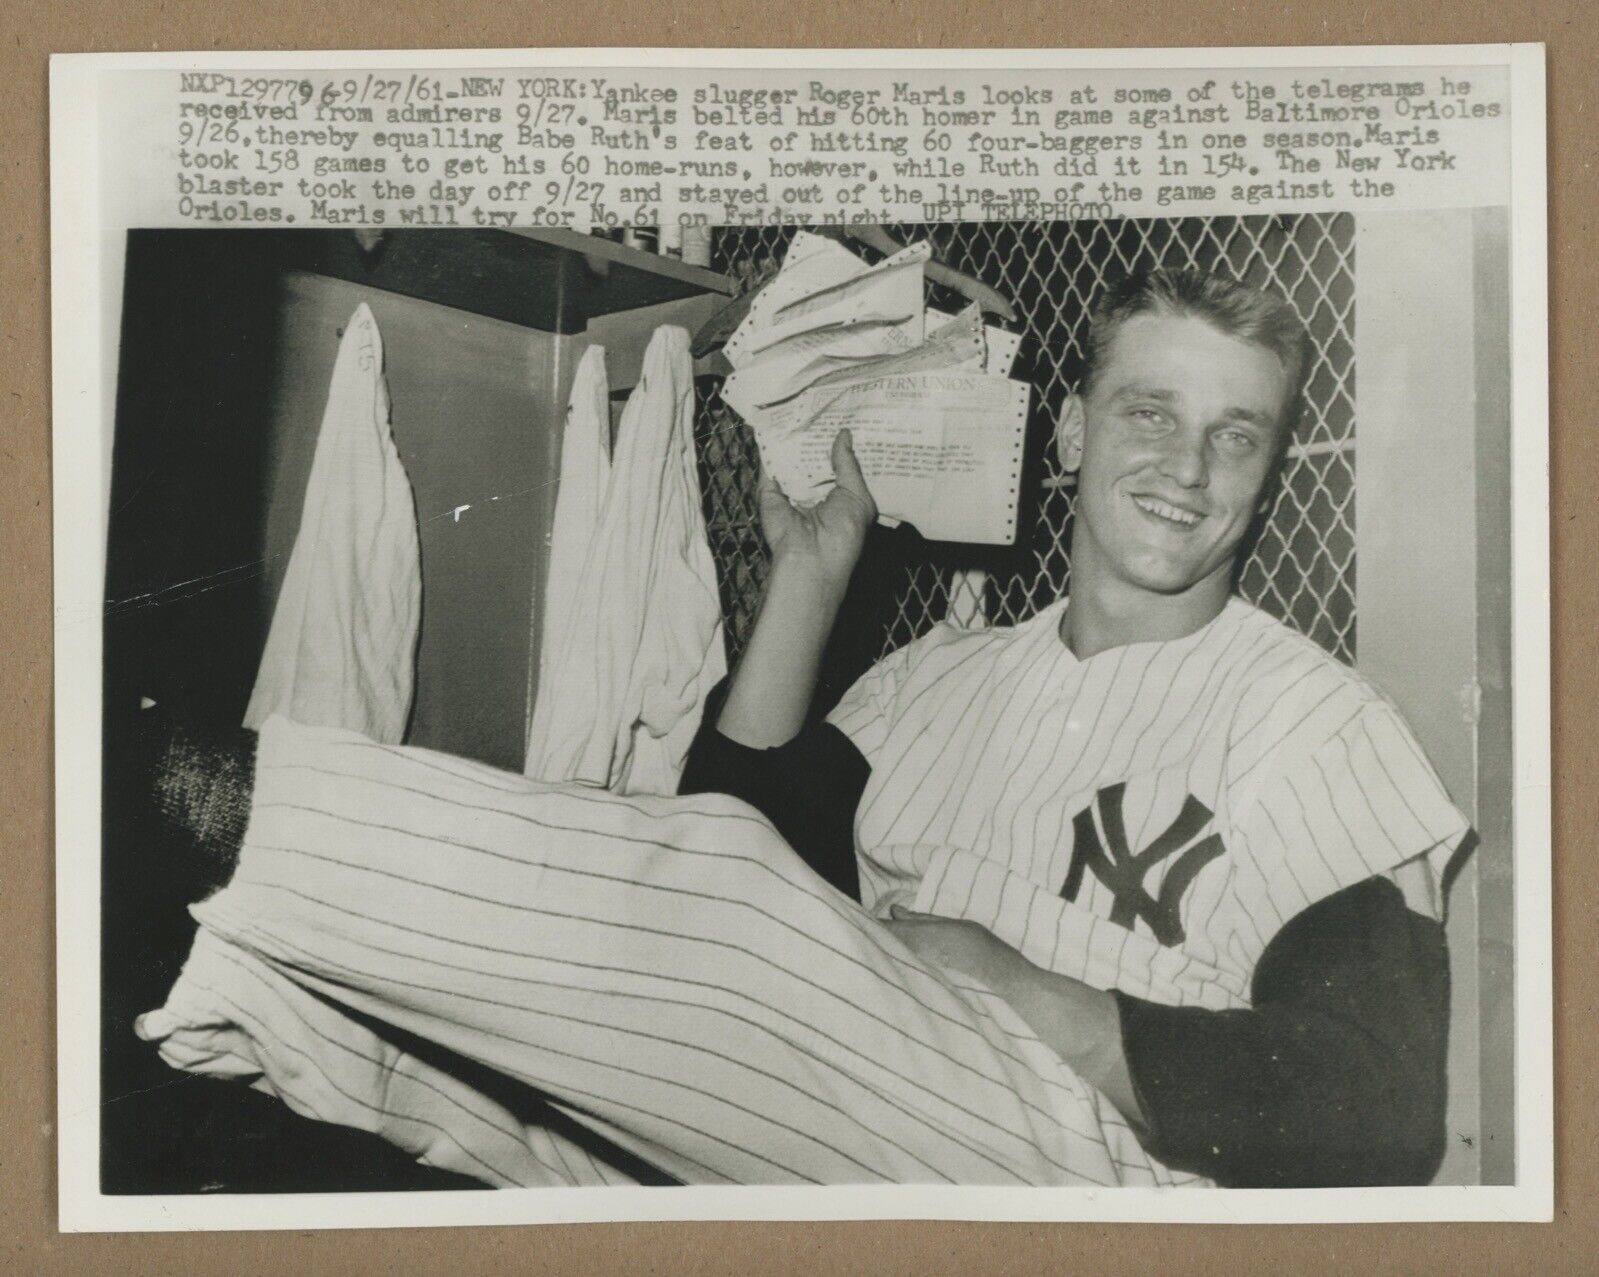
[{"x1": 827, "y1": 595, "x2": 1470, "y2": 1012}]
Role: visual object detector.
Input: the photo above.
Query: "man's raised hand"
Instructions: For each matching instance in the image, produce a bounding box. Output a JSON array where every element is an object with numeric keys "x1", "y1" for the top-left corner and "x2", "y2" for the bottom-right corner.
[
  {"x1": 715, "y1": 429, "x2": 879, "y2": 749},
  {"x1": 757, "y1": 429, "x2": 879, "y2": 593}
]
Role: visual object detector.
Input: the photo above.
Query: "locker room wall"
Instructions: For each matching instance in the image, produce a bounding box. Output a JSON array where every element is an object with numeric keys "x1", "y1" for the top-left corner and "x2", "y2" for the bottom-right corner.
[
  {"x1": 261, "y1": 271, "x2": 567, "y2": 771},
  {"x1": 1355, "y1": 207, "x2": 1514, "y2": 1187}
]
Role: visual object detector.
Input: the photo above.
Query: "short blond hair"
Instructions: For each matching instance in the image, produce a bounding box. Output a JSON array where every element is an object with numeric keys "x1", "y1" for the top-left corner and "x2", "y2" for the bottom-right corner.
[{"x1": 1083, "y1": 266, "x2": 1311, "y2": 440}]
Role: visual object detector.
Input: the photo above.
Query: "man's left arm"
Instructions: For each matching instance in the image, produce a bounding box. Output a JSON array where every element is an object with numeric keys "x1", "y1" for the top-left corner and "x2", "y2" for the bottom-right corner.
[
  {"x1": 887, "y1": 869, "x2": 1450, "y2": 1188},
  {"x1": 680, "y1": 676, "x2": 868, "y2": 900}
]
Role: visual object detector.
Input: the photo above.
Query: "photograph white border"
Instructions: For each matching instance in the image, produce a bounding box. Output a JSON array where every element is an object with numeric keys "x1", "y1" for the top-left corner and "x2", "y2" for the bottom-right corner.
[{"x1": 51, "y1": 42, "x2": 1552, "y2": 1230}]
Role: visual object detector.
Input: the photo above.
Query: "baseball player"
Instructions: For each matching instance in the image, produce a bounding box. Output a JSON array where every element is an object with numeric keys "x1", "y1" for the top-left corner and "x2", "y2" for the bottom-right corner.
[
  {"x1": 136, "y1": 266, "x2": 1468, "y2": 1189},
  {"x1": 683, "y1": 264, "x2": 1466, "y2": 1186}
]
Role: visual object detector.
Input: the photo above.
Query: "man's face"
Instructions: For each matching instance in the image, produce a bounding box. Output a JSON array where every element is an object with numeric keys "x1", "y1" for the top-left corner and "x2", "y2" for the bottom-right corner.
[{"x1": 1064, "y1": 310, "x2": 1291, "y2": 599}]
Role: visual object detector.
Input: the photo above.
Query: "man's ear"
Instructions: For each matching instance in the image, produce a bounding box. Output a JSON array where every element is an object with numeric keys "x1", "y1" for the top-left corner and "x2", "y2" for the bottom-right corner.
[{"x1": 1055, "y1": 394, "x2": 1085, "y2": 473}]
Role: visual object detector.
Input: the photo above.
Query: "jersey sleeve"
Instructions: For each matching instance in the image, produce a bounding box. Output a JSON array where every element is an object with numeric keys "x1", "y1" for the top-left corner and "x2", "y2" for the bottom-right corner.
[
  {"x1": 822, "y1": 633, "x2": 924, "y2": 766},
  {"x1": 679, "y1": 677, "x2": 869, "y2": 900},
  {"x1": 1230, "y1": 691, "x2": 1471, "y2": 961},
  {"x1": 1116, "y1": 874, "x2": 1450, "y2": 1187}
]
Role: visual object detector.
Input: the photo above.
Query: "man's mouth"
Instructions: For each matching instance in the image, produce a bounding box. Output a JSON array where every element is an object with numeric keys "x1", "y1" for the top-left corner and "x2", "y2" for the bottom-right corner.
[{"x1": 1131, "y1": 495, "x2": 1203, "y2": 527}]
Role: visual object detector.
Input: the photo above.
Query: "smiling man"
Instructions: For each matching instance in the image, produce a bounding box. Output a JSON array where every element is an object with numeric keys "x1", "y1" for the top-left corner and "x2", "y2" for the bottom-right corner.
[
  {"x1": 1061, "y1": 279, "x2": 1295, "y2": 646},
  {"x1": 689, "y1": 265, "x2": 1471, "y2": 1186},
  {"x1": 137, "y1": 266, "x2": 1471, "y2": 1190}
]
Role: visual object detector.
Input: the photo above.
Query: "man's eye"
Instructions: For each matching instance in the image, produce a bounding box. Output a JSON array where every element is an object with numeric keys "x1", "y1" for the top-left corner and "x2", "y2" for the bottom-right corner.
[{"x1": 1215, "y1": 430, "x2": 1258, "y2": 453}]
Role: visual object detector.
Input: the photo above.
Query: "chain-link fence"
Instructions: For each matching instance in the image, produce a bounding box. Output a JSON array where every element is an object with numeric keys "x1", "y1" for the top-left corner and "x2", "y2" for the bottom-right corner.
[{"x1": 695, "y1": 215, "x2": 1356, "y2": 664}]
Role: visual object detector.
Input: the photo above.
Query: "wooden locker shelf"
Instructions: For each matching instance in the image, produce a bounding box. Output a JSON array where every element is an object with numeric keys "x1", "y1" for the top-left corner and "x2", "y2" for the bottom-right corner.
[{"x1": 274, "y1": 227, "x2": 733, "y2": 334}]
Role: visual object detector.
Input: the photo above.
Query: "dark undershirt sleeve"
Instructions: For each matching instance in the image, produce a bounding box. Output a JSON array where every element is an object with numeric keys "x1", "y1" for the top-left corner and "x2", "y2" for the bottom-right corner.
[
  {"x1": 678, "y1": 678, "x2": 868, "y2": 900},
  {"x1": 1115, "y1": 874, "x2": 1451, "y2": 1187}
]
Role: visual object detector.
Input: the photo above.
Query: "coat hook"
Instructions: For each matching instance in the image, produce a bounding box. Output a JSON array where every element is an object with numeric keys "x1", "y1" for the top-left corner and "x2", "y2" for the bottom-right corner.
[{"x1": 352, "y1": 229, "x2": 389, "y2": 259}]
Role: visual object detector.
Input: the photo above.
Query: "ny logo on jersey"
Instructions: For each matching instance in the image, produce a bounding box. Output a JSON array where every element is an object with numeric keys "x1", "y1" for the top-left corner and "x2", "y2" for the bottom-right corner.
[{"x1": 1059, "y1": 783, "x2": 1226, "y2": 946}]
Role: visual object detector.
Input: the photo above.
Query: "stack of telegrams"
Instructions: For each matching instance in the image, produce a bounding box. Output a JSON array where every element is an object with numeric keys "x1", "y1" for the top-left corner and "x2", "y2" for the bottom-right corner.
[{"x1": 720, "y1": 231, "x2": 1031, "y2": 545}]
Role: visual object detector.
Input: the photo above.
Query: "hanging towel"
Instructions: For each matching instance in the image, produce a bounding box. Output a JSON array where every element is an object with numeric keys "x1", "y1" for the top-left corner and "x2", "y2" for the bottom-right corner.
[
  {"x1": 525, "y1": 344, "x2": 611, "y2": 778},
  {"x1": 524, "y1": 325, "x2": 726, "y2": 795},
  {"x1": 244, "y1": 304, "x2": 420, "y2": 744}
]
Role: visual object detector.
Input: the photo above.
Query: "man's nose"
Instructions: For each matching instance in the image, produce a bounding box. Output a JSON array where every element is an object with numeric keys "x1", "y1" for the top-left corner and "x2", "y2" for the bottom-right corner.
[{"x1": 1158, "y1": 428, "x2": 1209, "y2": 489}]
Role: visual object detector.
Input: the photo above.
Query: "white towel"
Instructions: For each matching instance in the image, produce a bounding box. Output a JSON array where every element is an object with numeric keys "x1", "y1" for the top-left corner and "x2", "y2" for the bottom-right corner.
[
  {"x1": 524, "y1": 326, "x2": 726, "y2": 795},
  {"x1": 525, "y1": 345, "x2": 610, "y2": 778},
  {"x1": 244, "y1": 304, "x2": 420, "y2": 744}
]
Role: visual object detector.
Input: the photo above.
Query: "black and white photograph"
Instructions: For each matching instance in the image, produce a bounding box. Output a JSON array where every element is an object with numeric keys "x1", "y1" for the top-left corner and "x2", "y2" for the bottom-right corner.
[{"x1": 51, "y1": 46, "x2": 1550, "y2": 1228}]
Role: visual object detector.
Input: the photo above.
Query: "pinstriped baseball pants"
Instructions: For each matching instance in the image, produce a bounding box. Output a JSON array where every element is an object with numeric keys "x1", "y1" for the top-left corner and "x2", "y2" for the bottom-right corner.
[{"x1": 140, "y1": 715, "x2": 1176, "y2": 1188}]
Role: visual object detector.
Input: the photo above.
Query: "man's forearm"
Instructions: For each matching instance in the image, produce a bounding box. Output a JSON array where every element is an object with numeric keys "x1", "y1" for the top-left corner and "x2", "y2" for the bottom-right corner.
[
  {"x1": 717, "y1": 558, "x2": 849, "y2": 748},
  {"x1": 717, "y1": 429, "x2": 877, "y2": 748},
  {"x1": 1006, "y1": 965, "x2": 1146, "y2": 1129},
  {"x1": 884, "y1": 911, "x2": 1147, "y2": 1129},
  {"x1": 983, "y1": 883, "x2": 1448, "y2": 1186}
]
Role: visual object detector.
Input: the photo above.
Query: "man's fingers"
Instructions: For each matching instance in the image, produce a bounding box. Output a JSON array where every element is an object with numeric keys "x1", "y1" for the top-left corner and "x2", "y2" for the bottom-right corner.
[
  {"x1": 830, "y1": 429, "x2": 876, "y2": 511},
  {"x1": 753, "y1": 453, "x2": 776, "y2": 495},
  {"x1": 756, "y1": 471, "x2": 791, "y2": 513}
]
